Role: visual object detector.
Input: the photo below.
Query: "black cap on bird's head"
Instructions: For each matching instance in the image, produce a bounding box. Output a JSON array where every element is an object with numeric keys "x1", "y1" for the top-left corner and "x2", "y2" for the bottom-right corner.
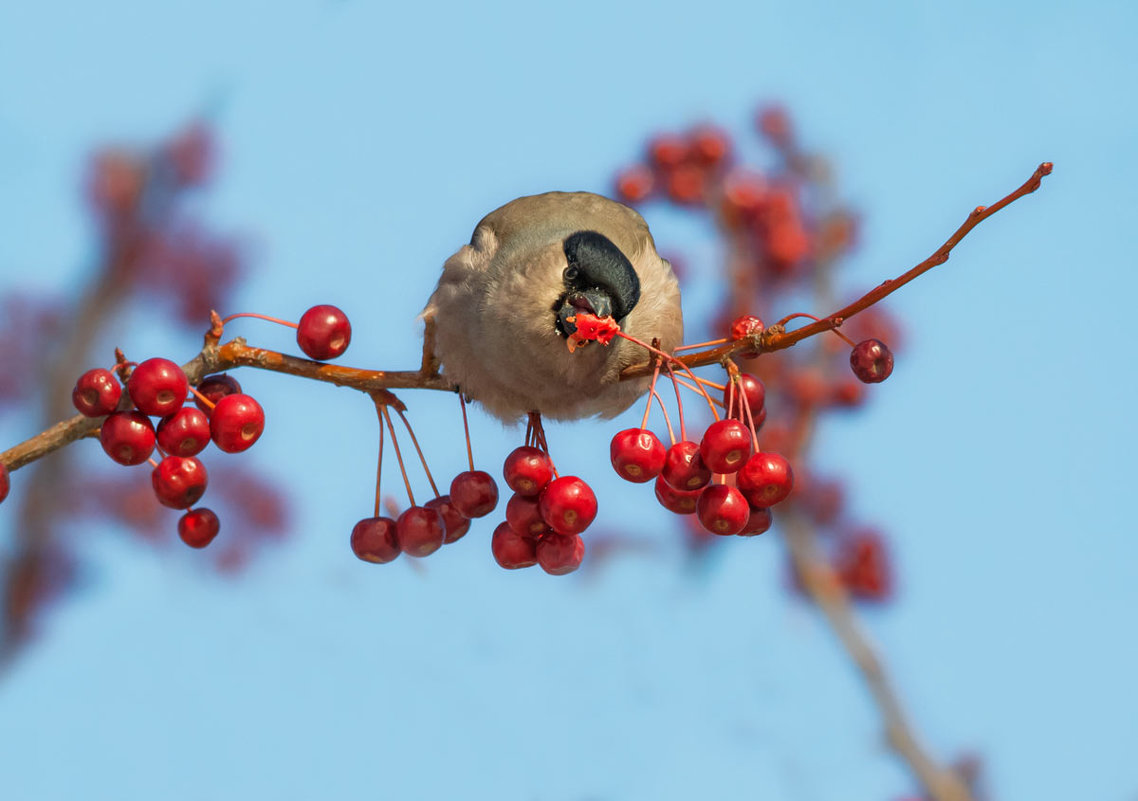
[{"x1": 554, "y1": 230, "x2": 641, "y2": 339}]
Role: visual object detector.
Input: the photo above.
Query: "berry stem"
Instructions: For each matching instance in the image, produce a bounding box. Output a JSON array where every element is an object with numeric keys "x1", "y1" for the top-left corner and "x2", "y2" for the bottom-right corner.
[
  {"x1": 775, "y1": 312, "x2": 857, "y2": 347},
  {"x1": 371, "y1": 395, "x2": 386, "y2": 518},
  {"x1": 615, "y1": 331, "x2": 721, "y2": 422},
  {"x1": 396, "y1": 408, "x2": 439, "y2": 498},
  {"x1": 650, "y1": 388, "x2": 677, "y2": 446},
  {"x1": 459, "y1": 393, "x2": 475, "y2": 472},
  {"x1": 380, "y1": 405, "x2": 415, "y2": 507},
  {"x1": 220, "y1": 312, "x2": 299, "y2": 329},
  {"x1": 639, "y1": 360, "x2": 662, "y2": 431},
  {"x1": 664, "y1": 362, "x2": 687, "y2": 443},
  {"x1": 674, "y1": 337, "x2": 729, "y2": 352},
  {"x1": 188, "y1": 385, "x2": 216, "y2": 410}
]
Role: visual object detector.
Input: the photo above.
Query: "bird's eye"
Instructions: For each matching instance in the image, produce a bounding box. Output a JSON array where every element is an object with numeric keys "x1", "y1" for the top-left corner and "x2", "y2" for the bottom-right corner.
[{"x1": 563, "y1": 266, "x2": 579, "y2": 282}]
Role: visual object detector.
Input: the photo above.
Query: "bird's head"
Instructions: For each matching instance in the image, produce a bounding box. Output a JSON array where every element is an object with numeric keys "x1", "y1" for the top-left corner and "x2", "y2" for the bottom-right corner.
[{"x1": 553, "y1": 230, "x2": 641, "y2": 340}]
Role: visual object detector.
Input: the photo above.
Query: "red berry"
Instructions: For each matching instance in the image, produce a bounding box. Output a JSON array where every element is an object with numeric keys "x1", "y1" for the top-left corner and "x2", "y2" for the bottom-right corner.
[
  {"x1": 194, "y1": 374, "x2": 242, "y2": 413},
  {"x1": 396, "y1": 505, "x2": 446, "y2": 557},
  {"x1": 654, "y1": 475, "x2": 701, "y2": 515},
  {"x1": 99, "y1": 411, "x2": 156, "y2": 465},
  {"x1": 491, "y1": 521, "x2": 538, "y2": 569},
  {"x1": 536, "y1": 532, "x2": 585, "y2": 576},
  {"x1": 502, "y1": 446, "x2": 553, "y2": 497},
  {"x1": 156, "y1": 407, "x2": 211, "y2": 456},
  {"x1": 739, "y1": 505, "x2": 773, "y2": 537},
  {"x1": 350, "y1": 516, "x2": 400, "y2": 563},
  {"x1": 609, "y1": 428, "x2": 666, "y2": 483},
  {"x1": 647, "y1": 134, "x2": 690, "y2": 169},
  {"x1": 297, "y1": 304, "x2": 352, "y2": 360},
  {"x1": 836, "y1": 530, "x2": 893, "y2": 602},
  {"x1": 72, "y1": 368, "x2": 122, "y2": 417},
  {"x1": 505, "y1": 493, "x2": 550, "y2": 537},
  {"x1": 614, "y1": 165, "x2": 654, "y2": 204},
  {"x1": 449, "y1": 470, "x2": 499, "y2": 518},
  {"x1": 660, "y1": 440, "x2": 711, "y2": 491},
  {"x1": 0, "y1": 463, "x2": 9, "y2": 504},
  {"x1": 209, "y1": 394, "x2": 265, "y2": 453},
  {"x1": 756, "y1": 105, "x2": 792, "y2": 144},
  {"x1": 729, "y1": 314, "x2": 765, "y2": 358},
  {"x1": 831, "y1": 378, "x2": 866, "y2": 408},
  {"x1": 850, "y1": 338, "x2": 894, "y2": 383},
  {"x1": 152, "y1": 456, "x2": 208, "y2": 509},
  {"x1": 737, "y1": 452, "x2": 794, "y2": 507},
  {"x1": 699, "y1": 419, "x2": 753, "y2": 474},
  {"x1": 538, "y1": 476, "x2": 597, "y2": 536},
  {"x1": 689, "y1": 125, "x2": 732, "y2": 166},
  {"x1": 724, "y1": 373, "x2": 765, "y2": 425},
  {"x1": 665, "y1": 164, "x2": 705, "y2": 206},
  {"x1": 424, "y1": 495, "x2": 471, "y2": 544},
  {"x1": 127, "y1": 358, "x2": 188, "y2": 417},
  {"x1": 696, "y1": 484, "x2": 750, "y2": 536},
  {"x1": 178, "y1": 508, "x2": 220, "y2": 548}
]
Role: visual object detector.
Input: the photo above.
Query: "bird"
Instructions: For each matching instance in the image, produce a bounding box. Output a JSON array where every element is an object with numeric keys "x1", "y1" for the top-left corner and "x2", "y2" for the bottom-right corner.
[{"x1": 423, "y1": 191, "x2": 684, "y2": 423}]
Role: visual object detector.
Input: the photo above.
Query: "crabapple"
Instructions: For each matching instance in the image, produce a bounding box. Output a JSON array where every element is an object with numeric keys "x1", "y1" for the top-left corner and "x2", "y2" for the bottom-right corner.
[
  {"x1": 209, "y1": 394, "x2": 265, "y2": 453},
  {"x1": 449, "y1": 471, "x2": 499, "y2": 518},
  {"x1": 537, "y1": 532, "x2": 585, "y2": 576},
  {"x1": 539, "y1": 476, "x2": 597, "y2": 536},
  {"x1": 178, "y1": 508, "x2": 220, "y2": 549},
  {"x1": 737, "y1": 452, "x2": 794, "y2": 507},
  {"x1": 660, "y1": 441, "x2": 711, "y2": 491},
  {"x1": 99, "y1": 411, "x2": 156, "y2": 466},
  {"x1": 850, "y1": 338, "x2": 894, "y2": 384},
  {"x1": 610, "y1": 428, "x2": 666, "y2": 483},
  {"x1": 297, "y1": 304, "x2": 352, "y2": 360},
  {"x1": 424, "y1": 495, "x2": 471, "y2": 544},
  {"x1": 72, "y1": 368, "x2": 122, "y2": 417},
  {"x1": 502, "y1": 446, "x2": 553, "y2": 496},
  {"x1": 738, "y1": 505, "x2": 773, "y2": 537},
  {"x1": 699, "y1": 419, "x2": 753, "y2": 474},
  {"x1": 491, "y1": 522, "x2": 538, "y2": 569},
  {"x1": 396, "y1": 505, "x2": 446, "y2": 557},
  {"x1": 350, "y1": 517, "x2": 400, "y2": 564},
  {"x1": 152, "y1": 456, "x2": 208, "y2": 510},
  {"x1": 696, "y1": 484, "x2": 750, "y2": 536},
  {"x1": 156, "y1": 407, "x2": 210, "y2": 456},
  {"x1": 127, "y1": 358, "x2": 188, "y2": 417},
  {"x1": 194, "y1": 374, "x2": 242, "y2": 412},
  {"x1": 654, "y1": 475, "x2": 702, "y2": 515},
  {"x1": 505, "y1": 493, "x2": 550, "y2": 537}
]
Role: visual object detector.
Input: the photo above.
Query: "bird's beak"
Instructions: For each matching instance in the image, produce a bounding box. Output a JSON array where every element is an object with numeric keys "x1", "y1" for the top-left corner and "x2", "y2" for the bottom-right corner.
[{"x1": 557, "y1": 289, "x2": 613, "y2": 341}]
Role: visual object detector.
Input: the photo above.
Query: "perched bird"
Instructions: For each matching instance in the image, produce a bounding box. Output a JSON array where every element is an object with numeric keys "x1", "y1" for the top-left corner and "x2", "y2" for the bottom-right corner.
[{"x1": 423, "y1": 191, "x2": 684, "y2": 423}]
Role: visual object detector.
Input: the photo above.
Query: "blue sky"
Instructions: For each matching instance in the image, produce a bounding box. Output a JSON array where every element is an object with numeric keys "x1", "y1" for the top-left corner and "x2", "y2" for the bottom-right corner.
[{"x1": 1, "y1": 1, "x2": 1135, "y2": 799}]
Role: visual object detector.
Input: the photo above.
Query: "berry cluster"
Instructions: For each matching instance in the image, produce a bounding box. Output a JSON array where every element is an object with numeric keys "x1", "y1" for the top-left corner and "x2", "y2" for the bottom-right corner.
[
  {"x1": 64, "y1": 304, "x2": 351, "y2": 550},
  {"x1": 609, "y1": 363, "x2": 791, "y2": 538}
]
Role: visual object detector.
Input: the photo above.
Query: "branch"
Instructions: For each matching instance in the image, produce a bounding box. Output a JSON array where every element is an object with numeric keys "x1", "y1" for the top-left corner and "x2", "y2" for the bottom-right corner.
[
  {"x1": 1, "y1": 326, "x2": 454, "y2": 474},
  {"x1": 621, "y1": 161, "x2": 1053, "y2": 379},
  {"x1": 783, "y1": 514, "x2": 975, "y2": 801}
]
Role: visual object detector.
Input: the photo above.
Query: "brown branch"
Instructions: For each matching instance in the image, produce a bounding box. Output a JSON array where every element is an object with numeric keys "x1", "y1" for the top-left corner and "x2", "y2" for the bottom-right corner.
[
  {"x1": 1, "y1": 334, "x2": 453, "y2": 475},
  {"x1": 621, "y1": 161, "x2": 1053, "y2": 379},
  {"x1": 784, "y1": 513, "x2": 975, "y2": 801}
]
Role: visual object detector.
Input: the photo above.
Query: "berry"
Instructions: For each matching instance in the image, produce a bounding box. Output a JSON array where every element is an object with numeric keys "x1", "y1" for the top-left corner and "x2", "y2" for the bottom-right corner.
[
  {"x1": 502, "y1": 446, "x2": 553, "y2": 496},
  {"x1": 449, "y1": 470, "x2": 499, "y2": 518},
  {"x1": 609, "y1": 428, "x2": 666, "y2": 483},
  {"x1": 647, "y1": 134, "x2": 689, "y2": 169},
  {"x1": 539, "y1": 476, "x2": 597, "y2": 536},
  {"x1": 724, "y1": 373, "x2": 765, "y2": 425},
  {"x1": 0, "y1": 463, "x2": 9, "y2": 504},
  {"x1": 660, "y1": 441, "x2": 711, "y2": 491},
  {"x1": 156, "y1": 407, "x2": 211, "y2": 456},
  {"x1": 491, "y1": 521, "x2": 538, "y2": 569},
  {"x1": 99, "y1": 411, "x2": 156, "y2": 465},
  {"x1": 424, "y1": 495, "x2": 471, "y2": 544},
  {"x1": 836, "y1": 530, "x2": 893, "y2": 602},
  {"x1": 396, "y1": 505, "x2": 446, "y2": 557},
  {"x1": 850, "y1": 338, "x2": 894, "y2": 383},
  {"x1": 178, "y1": 508, "x2": 220, "y2": 548},
  {"x1": 536, "y1": 532, "x2": 585, "y2": 576},
  {"x1": 729, "y1": 314, "x2": 765, "y2": 358},
  {"x1": 350, "y1": 516, "x2": 400, "y2": 563},
  {"x1": 152, "y1": 456, "x2": 208, "y2": 509},
  {"x1": 209, "y1": 394, "x2": 265, "y2": 453},
  {"x1": 739, "y1": 505, "x2": 773, "y2": 537},
  {"x1": 696, "y1": 484, "x2": 750, "y2": 536},
  {"x1": 72, "y1": 368, "x2": 122, "y2": 417},
  {"x1": 699, "y1": 419, "x2": 753, "y2": 474},
  {"x1": 654, "y1": 475, "x2": 702, "y2": 515},
  {"x1": 127, "y1": 357, "x2": 188, "y2": 417},
  {"x1": 297, "y1": 304, "x2": 352, "y2": 360},
  {"x1": 194, "y1": 374, "x2": 242, "y2": 412},
  {"x1": 690, "y1": 125, "x2": 732, "y2": 166},
  {"x1": 737, "y1": 452, "x2": 794, "y2": 507},
  {"x1": 614, "y1": 165, "x2": 654, "y2": 204},
  {"x1": 505, "y1": 492, "x2": 550, "y2": 537},
  {"x1": 666, "y1": 164, "x2": 705, "y2": 205}
]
